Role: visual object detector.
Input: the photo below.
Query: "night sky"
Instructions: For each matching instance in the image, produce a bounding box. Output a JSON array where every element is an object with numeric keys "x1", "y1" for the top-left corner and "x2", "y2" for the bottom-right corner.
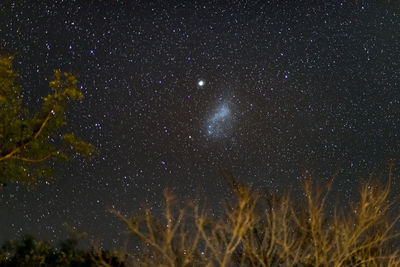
[{"x1": 1, "y1": 1, "x2": 400, "y2": 249}]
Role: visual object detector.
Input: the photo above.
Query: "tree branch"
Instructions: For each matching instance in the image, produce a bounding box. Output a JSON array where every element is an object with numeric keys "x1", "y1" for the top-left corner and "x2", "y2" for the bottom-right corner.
[
  {"x1": 34, "y1": 111, "x2": 52, "y2": 139},
  {"x1": 11, "y1": 153, "x2": 52, "y2": 163},
  {"x1": 0, "y1": 111, "x2": 52, "y2": 162}
]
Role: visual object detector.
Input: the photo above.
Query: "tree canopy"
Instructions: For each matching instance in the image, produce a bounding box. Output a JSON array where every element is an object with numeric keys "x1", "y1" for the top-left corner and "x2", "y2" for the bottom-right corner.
[
  {"x1": 0, "y1": 235, "x2": 125, "y2": 266},
  {"x1": 0, "y1": 55, "x2": 95, "y2": 188}
]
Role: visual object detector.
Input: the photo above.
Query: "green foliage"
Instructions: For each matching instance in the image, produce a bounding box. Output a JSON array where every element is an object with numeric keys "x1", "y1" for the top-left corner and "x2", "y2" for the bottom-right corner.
[
  {"x1": 0, "y1": 235, "x2": 125, "y2": 266},
  {"x1": 63, "y1": 133, "x2": 95, "y2": 157},
  {"x1": 0, "y1": 56, "x2": 95, "y2": 188}
]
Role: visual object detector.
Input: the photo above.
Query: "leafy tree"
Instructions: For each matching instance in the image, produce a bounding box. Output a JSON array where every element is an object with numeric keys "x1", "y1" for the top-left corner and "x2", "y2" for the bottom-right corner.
[{"x1": 0, "y1": 55, "x2": 95, "y2": 188}]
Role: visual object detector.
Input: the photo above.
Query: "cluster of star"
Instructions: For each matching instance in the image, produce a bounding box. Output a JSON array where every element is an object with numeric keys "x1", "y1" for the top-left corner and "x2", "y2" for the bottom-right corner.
[
  {"x1": 197, "y1": 79, "x2": 235, "y2": 139},
  {"x1": 206, "y1": 103, "x2": 232, "y2": 139}
]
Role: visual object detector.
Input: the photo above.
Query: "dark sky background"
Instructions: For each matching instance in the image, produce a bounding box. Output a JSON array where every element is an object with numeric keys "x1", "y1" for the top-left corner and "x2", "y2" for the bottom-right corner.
[{"x1": 1, "y1": 0, "x2": 400, "y2": 249}]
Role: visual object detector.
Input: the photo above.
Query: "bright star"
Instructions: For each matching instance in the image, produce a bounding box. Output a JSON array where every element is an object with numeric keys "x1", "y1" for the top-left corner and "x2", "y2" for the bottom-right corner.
[{"x1": 198, "y1": 80, "x2": 205, "y2": 87}]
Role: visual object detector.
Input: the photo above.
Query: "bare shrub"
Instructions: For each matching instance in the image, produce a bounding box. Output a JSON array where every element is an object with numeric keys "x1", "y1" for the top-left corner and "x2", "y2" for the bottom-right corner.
[{"x1": 111, "y1": 168, "x2": 400, "y2": 267}]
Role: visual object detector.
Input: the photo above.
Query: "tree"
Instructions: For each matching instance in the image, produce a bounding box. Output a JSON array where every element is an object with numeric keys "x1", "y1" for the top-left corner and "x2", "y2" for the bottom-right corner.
[
  {"x1": 0, "y1": 235, "x2": 126, "y2": 266},
  {"x1": 0, "y1": 55, "x2": 95, "y2": 188},
  {"x1": 112, "y1": 171, "x2": 400, "y2": 266}
]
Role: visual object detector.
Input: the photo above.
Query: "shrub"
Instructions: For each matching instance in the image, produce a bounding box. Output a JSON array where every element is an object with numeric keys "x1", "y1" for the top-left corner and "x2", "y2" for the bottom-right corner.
[{"x1": 113, "y1": 168, "x2": 400, "y2": 266}]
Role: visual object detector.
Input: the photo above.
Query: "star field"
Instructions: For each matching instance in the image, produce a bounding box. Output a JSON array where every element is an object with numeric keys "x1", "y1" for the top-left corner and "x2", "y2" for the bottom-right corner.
[{"x1": 0, "y1": 1, "x2": 400, "y2": 249}]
